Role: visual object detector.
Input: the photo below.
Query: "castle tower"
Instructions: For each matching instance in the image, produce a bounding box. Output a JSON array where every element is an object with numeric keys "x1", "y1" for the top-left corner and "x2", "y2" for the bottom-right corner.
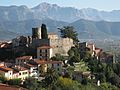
[{"x1": 32, "y1": 27, "x2": 41, "y2": 39}]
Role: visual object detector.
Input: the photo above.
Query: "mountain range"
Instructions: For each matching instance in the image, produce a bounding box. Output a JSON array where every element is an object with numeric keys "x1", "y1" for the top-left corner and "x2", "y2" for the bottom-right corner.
[{"x1": 0, "y1": 2, "x2": 120, "y2": 40}]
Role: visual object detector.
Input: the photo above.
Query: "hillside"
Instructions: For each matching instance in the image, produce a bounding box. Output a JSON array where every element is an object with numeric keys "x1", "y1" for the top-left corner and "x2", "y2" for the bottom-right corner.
[{"x1": 1, "y1": 19, "x2": 120, "y2": 40}]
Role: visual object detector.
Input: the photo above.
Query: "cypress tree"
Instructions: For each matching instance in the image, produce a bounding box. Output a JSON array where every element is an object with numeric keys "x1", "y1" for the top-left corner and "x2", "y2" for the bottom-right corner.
[{"x1": 41, "y1": 24, "x2": 48, "y2": 39}]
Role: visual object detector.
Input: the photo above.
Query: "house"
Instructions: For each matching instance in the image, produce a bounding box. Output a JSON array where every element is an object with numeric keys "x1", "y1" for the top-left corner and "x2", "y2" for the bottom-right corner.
[
  {"x1": 94, "y1": 48, "x2": 102, "y2": 59},
  {"x1": 16, "y1": 56, "x2": 32, "y2": 65},
  {"x1": 37, "y1": 45, "x2": 53, "y2": 60},
  {"x1": 0, "y1": 67, "x2": 13, "y2": 80},
  {"x1": 79, "y1": 42, "x2": 102, "y2": 59},
  {"x1": 31, "y1": 59, "x2": 62, "y2": 76},
  {"x1": 24, "y1": 63, "x2": 38, "y2": 78},
  {"x1": 12, "y1": 65, "x2": 29, "y2": 80}
]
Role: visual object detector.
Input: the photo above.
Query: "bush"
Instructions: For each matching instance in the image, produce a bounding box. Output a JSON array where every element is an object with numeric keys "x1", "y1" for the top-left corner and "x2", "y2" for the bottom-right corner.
[{"x1": 8, "y1": 79, "x2": 21, "y2": 85}]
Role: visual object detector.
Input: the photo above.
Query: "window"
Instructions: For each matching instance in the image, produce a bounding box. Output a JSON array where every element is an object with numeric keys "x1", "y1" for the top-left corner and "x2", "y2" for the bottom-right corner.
[
  {"x1": 45, "y1": 49, "x2": 47, "y2": 53},
  {"x1": 40, "y1": 54, "x2": 42, "y2": 56},
  {"x1": 40, "y1": 50, "x2": 42, "y2": 53},
  {"x1": 57, "y1": 64, "x2": 60, "y2": 66},
  {"x1": 19, "y1": 73, "x2": 21, "y2": 75}
]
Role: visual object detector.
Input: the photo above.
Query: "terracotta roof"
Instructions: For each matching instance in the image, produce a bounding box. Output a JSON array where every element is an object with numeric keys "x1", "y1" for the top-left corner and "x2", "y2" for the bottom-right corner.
[
  {"x1": 0, "y1": 84, "x2": 24, "y2": 90},
  {"x1": 13, "y1": 65, "x2": 28, "y2": 71},
  {"x1": 34, "y1": 60, "x2": 62, "y2": 64},
  {"x1": 0, "y1": 67, "x2": 13, "y2": 72},
  {"x1": 25, "y1": 63, "x2": 36, "y2": 67},
  {"x1": 37, "y1": 45, "x2": 52, "y2": 49},
  {"x1": 16, "y1": 56, "x2": 32, "y2": 60},
  {"x1": 0, "y1": 70, "x2": 6, "y2": 73}
]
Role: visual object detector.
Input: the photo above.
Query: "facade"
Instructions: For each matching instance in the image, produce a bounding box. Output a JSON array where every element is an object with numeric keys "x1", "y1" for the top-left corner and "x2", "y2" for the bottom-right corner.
[
  {"x1": 33, "y1": 60, "x2": 62, "y2": 75},
  {"x1": 79, "y1": 42, "x2": 102, "y2": 59},
  {"x1": 48, "y1": 33, "x2": 58, "y2": 39},
  {"x1": 37, "y1": 45, "x2": 53, "y2": 60},
  {"x1": 0, "y1": 67, "x2": 13, "y2": 80},
  {"x1": 24, "y1": 63, "x2": 38, "y2": 77},
  {"x1": 12, "y1": 65, "x2": 29, "y2": 80},
  {"x1": 32, "y1": 38, "x2": 74, "y2": 56},
  {"x1": 16, "y1": 56, "x2": 32, "y2": 65}
]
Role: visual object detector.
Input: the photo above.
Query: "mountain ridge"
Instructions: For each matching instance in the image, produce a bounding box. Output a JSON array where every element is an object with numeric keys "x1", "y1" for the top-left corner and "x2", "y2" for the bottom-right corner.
[
  {"x1": 0, "y1": 2, "x2": 120, "y2": 40},
  {"x1": 0, "y1": 2, "x2": 120, "y2": 22}
]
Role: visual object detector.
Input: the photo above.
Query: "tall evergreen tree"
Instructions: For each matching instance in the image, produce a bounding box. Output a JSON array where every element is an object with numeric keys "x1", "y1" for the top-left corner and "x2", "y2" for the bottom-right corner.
[
  {"x1": 41, "y1": 24, "x2": 48, "y2": 39},
  {"x1": 58, "y1": 26, "x2": 79, "y2": 45}
]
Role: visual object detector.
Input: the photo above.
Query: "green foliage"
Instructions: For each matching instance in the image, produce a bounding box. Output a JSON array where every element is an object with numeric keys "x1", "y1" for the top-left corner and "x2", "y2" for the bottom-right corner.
[
  {"x1": 41, "y1": 24, "x2": 48, "y2": 39},
  {"x1": 15, "y1": 51, "x2": 26, "y2": 57},
  {"x1": 105, "y1": 65, "x2": 114, "y2": 81},
  {"x1": 8, "y1": 79, "x2": 21, "y2": 85},
  {"x1": 68, "y1": 47, "x2": 80, "y2": 65},
  {"x1": 110, "y1": 73, "x2": 120, "y2": 87},
  {"x1": 23, "y1": 77, "x2": 39, "y2": 89},
  {"x1": 81, "y1": 77, "x2": 88, "y2": 85},
  {"x1": 68, "y1": 48, "x2": 74, "y2": 58},
  {"x1": 0, "y1": 74, "x2": 7, "y2": 83},
  {"x1": 113, "y1": 63, "x2": 120, "y2": 76},
  {"x1": 98, "y1": 73, "x2": 106, "y2": 83},
  {"x1": 56, "y1": 77, "x2": 81, "y2": 90},
  {"x1": 64, "y1": 66, "x2": 74, "y2": 78},
  {"x1": 74, "y1": 61, "x2": 90, "y2": 72},
  {"x1": 100, "y1": 83, "x2": 119, "y2": 90},
  {"x1": 83, "y1": 51, "x2": 92, "y2": 61},
  {"x1": 51, "y1": 53, "x2": 65, "y2": 61},
  {"x1": 58, "y1": 26, "x2": 79, "y2": 44},
  {"x1": 42, "y1": 68, "x2": 59, "y2": 88}
]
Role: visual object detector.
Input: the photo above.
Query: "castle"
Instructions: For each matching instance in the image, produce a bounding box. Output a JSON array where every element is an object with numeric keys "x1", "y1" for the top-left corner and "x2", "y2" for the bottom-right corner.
[{"x1": 12, "y1": 26, "x2": 74, "y2": 59}]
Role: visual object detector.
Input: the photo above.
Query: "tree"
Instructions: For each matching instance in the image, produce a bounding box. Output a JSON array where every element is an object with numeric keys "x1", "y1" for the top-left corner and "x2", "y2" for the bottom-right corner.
[
  {"x1": 110, "y1": 73, "x2": 120, "y2": 87},
  {"x1": 81, "y1": 77, "x2": 88, "y2": 85},
  {"x1": 56, "y1": 77, "x2": 80, "y2": 90},
  {"x1": 51, "y1": 53, "x2": 65, "y2": 61},
  {"x1": 0, "y1": 74, "x2": 7, "y2": 83},
  {"x1": 41, "y1": 24, "x2": 48, "y2": 39},
  {"x1": 23, "y1": 77, "x2": 39, "y2": 89},
  {"x1": 105, "y1": 65, "x2": 114, "y2": 81},
  {"x1": 58, "y1": 26, "x2": 79, "y2": 44},
  {"x1": 42, "y1": 68, "x2": 59, "y2": 89},
  {"x1": 68, "y1": 47, "x2": 80, "y2": 65}
]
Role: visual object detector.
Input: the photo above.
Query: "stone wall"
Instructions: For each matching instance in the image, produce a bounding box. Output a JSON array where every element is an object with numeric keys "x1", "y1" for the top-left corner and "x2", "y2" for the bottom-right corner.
[{"x1": 32, "y1": 38, "x2": 74, "y2": 56}]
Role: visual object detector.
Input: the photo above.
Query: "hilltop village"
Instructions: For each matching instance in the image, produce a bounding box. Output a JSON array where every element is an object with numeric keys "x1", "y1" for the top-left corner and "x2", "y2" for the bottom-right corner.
[{"x1": 0, "y1": 24, "x2": 119, "y2": 90}]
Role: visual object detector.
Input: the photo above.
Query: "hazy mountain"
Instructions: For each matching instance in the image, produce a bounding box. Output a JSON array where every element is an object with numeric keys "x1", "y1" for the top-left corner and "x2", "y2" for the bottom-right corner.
[
  {"x1": 0, "y1": 28, "x2": 18, "y2": 40},
  {"x1": 70, "y1": 19, "x2": 120, "y2": 39},
  {"x1": 1, "y1": 2, "x2": 120, "y2": 40},
  {"x1": 0, "y1": 18, "x2": 68, "y2": 40},
  {"x1": 0, "y1": 2, "x2": 120, "y2": 22},
  {"x1": 1, "y1": 18, "x2": 120, "y2": 40}
]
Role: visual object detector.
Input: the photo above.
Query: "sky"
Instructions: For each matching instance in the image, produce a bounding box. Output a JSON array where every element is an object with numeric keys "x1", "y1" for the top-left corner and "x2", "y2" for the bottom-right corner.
[{"x1": 0, "y1": 0, "x2": 120, "y2": 11}]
